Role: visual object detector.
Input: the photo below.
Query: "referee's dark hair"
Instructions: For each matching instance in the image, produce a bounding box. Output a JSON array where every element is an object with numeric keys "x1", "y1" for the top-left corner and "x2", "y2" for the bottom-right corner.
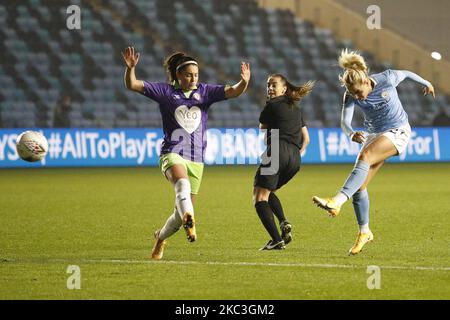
[
  {"x1": 164, "y1": 52, "x2": 198, "y2": 84},
  {"x1": 270, "y1": 73, "x2": 315, "y2": 105}
]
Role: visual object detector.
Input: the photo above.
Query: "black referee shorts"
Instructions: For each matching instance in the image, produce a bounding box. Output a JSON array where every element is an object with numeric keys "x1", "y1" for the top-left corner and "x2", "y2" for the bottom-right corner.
[{"x1": 253, "y1": 142, "x2": 301, "y2": 191}]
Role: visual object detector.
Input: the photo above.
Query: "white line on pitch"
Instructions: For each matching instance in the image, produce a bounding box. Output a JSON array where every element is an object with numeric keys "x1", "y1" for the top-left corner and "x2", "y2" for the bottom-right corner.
[{"x1": 47, "y1": 258, "x2": 450, "y2": 271}]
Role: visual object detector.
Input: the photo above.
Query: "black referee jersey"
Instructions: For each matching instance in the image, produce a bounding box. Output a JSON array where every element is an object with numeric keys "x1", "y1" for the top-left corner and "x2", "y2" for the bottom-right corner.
[
  {"x1": 259, "y1": 95, "x2": 306, "y2": 149},
  {"x1": 254, "y1": 95, "x2": 306, "y2": 191}
]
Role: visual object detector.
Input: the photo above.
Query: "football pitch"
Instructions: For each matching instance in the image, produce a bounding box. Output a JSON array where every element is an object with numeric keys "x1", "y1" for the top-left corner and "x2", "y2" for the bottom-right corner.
[{"x1": 0, "y1": 163, "x2": 449, "y2": 300}]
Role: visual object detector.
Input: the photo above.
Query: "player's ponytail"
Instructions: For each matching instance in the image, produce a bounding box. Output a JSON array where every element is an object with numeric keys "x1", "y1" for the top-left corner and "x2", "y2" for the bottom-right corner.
[
  {"x1": 270, "y1": 74, "x2": 315, "y2": 105},
  {"x1": 286, "y1": 80, "x2": 315, "y2": 102},
  {"x1": 338, "y1": 49, "x2": 369, "y2": 88},
  {"x1": 164, "y1": 52, "x2": 198, "y2": 84}
]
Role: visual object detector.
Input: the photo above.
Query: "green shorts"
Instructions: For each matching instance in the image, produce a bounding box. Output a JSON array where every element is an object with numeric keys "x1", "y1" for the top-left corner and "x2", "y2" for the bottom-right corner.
[{"x1": 159, "y1": 153, "x2": 204, "y2": 195}]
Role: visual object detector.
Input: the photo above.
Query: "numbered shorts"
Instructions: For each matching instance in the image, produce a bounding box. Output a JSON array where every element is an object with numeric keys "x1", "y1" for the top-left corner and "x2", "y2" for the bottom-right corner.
[
  {"x1": 254, "y1": 142, "x2": 301, "y2": 191},
  {"x1": 159, "y1": 153, "x2": 204, "y2": 195},
  {"x1": 362, "y1": 123, "x2": 411, "y2": 155}
]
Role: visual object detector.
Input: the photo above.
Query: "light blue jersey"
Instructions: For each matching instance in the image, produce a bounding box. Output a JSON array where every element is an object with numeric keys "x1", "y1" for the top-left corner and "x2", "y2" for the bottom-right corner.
[{"x1": 341, "y1": 70, "x2": 431, "y2": 135}]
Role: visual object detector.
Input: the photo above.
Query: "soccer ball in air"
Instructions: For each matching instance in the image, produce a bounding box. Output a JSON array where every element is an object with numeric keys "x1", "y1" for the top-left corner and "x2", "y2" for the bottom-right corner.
[{"x1": 16, "y1": 131, "x2": 48, "y2": 162}]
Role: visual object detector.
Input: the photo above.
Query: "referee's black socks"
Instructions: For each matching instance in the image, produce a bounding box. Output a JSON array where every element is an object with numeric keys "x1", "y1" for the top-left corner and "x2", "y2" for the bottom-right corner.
[
  {"x1": 268, "y1": 192, "x2": 286, "y2": 224},
  {"x1": 255, "y1": 201, "x2": 282, "y2": 242}
]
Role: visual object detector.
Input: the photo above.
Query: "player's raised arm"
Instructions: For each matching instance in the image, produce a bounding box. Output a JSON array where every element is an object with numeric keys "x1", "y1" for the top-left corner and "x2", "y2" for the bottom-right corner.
[
  {"x1": 225, "y1": 62, "x2": 251, "y2": 99},
  {"x1": 122, "y1": 46, "x2": 144, "y2": 93},
  {"x1": 390, "y1": 70, "x2": 435, "y2": 98}
]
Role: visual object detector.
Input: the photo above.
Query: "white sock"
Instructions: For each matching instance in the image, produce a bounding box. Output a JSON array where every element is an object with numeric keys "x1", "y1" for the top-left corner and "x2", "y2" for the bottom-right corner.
[
  {"x1": 359, "y1": 223, "x2": 370, "y2": 234},
  {"x1": 174, "y1": 178, "x2": 194, "y2": 219},
  {"x1": 332, "y1": 192, "x2": 349, "y2": 206},
  {"x1": 159, "y1": 207, "x2": 182, "y2": 240}
]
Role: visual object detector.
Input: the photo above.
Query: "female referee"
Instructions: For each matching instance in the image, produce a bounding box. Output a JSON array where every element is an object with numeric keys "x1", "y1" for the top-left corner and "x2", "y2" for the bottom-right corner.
[
  {"x1": 313, "y1": 49, "x2": 435, "y2": 255},
  {"x1": 122, "y1": 47, "x2": 251, "y2": 259},
  {"x1": 254, "y1": 74, "x2": 313, "y2": 250}
]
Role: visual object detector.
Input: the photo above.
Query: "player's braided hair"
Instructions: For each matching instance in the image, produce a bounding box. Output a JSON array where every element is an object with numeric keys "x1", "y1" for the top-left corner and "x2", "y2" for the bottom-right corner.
[
  {"x1": 338, "y1": 49, "x2": 369, "y2": 88},
  {"x1": 164, "y1": 52, "x2": 198, "y2": 84},
  {"x1": 269, "y1": 73, "x2": 315, "y2": 105}
]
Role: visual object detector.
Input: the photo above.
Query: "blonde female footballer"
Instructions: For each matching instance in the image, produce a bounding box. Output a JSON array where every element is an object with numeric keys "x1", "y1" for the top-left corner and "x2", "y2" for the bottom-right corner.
[{"x1": 313, "y1": 49, "x2": 435, "y2": 255}]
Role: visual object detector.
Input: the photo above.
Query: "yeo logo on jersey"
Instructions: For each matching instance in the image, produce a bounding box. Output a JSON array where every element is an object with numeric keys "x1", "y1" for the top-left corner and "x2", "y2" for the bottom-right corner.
[{"x1": 175, "y1": 105, "x2": 201, "y2": 134}]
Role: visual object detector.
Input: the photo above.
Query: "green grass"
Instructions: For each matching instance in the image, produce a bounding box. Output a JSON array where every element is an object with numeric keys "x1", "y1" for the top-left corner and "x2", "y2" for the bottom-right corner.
[{"x1": 0, "y1": 164, "x2": 449, "y2": 299}]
